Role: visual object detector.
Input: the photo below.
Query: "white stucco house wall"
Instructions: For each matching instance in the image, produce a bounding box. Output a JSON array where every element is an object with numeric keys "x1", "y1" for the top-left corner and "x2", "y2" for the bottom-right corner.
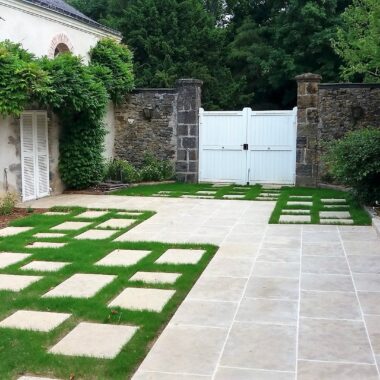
[{"x1": 0, "y1": 0, "x2": 121, "y2": 200}]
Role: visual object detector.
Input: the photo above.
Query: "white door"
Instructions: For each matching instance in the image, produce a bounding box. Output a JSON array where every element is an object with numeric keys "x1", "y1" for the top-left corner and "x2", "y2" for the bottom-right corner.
[
  {"x1": 199, "y1": 107, "x2": 297, "y2": 185},
  {"x1": 199, "y1": 108, "x2": 248, "y2": 184},
  {"x1": 20, "y1": 112, "x2": 49, "y2": 201},
  {"x1": 247, "y1": 110, "x2": 297, "y2": 184}
]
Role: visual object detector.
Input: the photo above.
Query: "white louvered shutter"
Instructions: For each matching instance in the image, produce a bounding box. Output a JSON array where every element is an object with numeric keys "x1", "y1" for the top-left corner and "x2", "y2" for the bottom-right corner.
[
  {"x1": 35, "y1": 112, "x2": 49, "y2": 197},
  {"x1": 21, "y1": 113, "x2": 36, "y2": 201}
]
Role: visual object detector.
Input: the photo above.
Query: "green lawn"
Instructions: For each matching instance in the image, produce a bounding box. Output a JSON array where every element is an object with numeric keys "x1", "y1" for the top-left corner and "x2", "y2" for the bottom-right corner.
[
  {"x1": 112, "y1": 182, "x2": 371, "y2": 225},
  {"x1": 269, "y1": 187, "x2": 371, "y2": 225},
  {"x1": 0, "y1": 207, "x2": 217, "y2": 379},
  {"x1": 112, "y1": 182, "x2": 262, "y2": 199}
]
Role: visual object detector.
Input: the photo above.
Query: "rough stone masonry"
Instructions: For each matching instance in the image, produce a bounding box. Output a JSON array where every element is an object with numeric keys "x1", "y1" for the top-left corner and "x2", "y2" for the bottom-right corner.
[
  {"x1": 114, "y1": 79, "x2": 202, "y2": 183},
  {"x1": 295, "y1": 73, "x2": 380, "y2": 186}
]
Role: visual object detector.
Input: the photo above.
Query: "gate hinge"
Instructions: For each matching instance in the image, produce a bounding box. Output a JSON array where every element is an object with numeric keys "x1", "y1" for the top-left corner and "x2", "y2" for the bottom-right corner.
[{"x1": 243, "y1": 143, "x2": 249, "y2": 150}]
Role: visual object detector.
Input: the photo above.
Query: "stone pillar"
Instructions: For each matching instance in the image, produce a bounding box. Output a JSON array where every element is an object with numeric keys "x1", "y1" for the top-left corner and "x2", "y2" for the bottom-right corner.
[
  {"x1": 295, "y1": 73, "x2": 322, "y2": 186},
  {"x1": 175, "y1": 78, "x2": 203, "y2": 183}
]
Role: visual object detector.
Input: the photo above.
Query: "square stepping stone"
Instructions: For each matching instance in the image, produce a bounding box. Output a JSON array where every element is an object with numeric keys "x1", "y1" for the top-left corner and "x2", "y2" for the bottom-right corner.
[
  {"x1": 289, "y1": 195, "x2": 312, "y2": 199},
  {"x1": 321, "y1": 198, "x2": 347, "y2": 204},
  {"x1": 158, "y1": 191, "x2": 173, "y2": 194},
  {"x1": 49, "y1": 322, "x2": 138, "y2": 359},
  {"x1": 155, "y1": 249, "x2": 205, "y2": 265},
  {"x1": 43, "y1": 273, "x2": 116, "y2": 298},
  {"x1": 287, "y1": 201, "x2": 312, "y2": 206},
  {"x1": 108, "y1": 287, "x2": 175, "y2": 312},
  {"x1": 96, "y1": 218, "x2": 135, "y2": 229},
  {"x1": 320, "y1": 211, "x2": 351, "y2": 219},
  {"x1": 0, "y1": 274, "x2": 42, "y2": 291},
  {"x1": 320, "y1": 219, "x2": 354, "y2": 225},
  {"x1": 196, "y1": 191, "x2": 217, "y2": 195},
  {"x1": 75, "y1": 210, "x2": 108, "y2": 219},
  {"x1": 33, "y1": 233, "x2": 65, "y2": 238},
  {"x1": 0, "y1": 227, "x2": 32, "y2": 237},
  {"x1": 18, "y1": 376, "x2": 59, "y2": 380},
  {"x1": 51, "y1": 221, "x2": 90, "y2": 231},
  {"x1": 223, "y1": 194, "x2": 245, "y2": 199},
  {"x1": 26, "y1": 242, "x2": 66, "y2": 249},
  {"x1": 324, "y1": 205, "x2": 349, "y2": 209},
  {"x1": 95, "y1": 249, "x2": 151, "y2": 267},
  {"x1": 256, "y1": 197, "x2": 278, "y2": 201},
  {"x1": 282, "y1": 209, "x2": 310, "y2": 215},
  {"x1": 21, "y1": 261, "x2": 69, "y2": 272},
  {"x1": 117, "y1": 212, "x2": 143, "y2": 216},
  {"x1": 0, "y1": 310, "x2": 70, "y2": 332},
  {"x1": 44, "y1": 211, "x2": 70, "y2": 216},
  {"x1": 212, "y1": 183, "x2": 230, "y2": 187},
  {"x1": 75, "y1": 229, "x2": 117, "y2": 240},
  {"x1": 260, "y1": 193, "x2": 280, "y2": 197},
  {"x1": 0, "y1": 252, "x2": 31, "y2": 269},
  {"x1": 152, "y1": 193, "x2": 170, "y2": 197},
  {"x1": 279, "y1": 215, "x2": 311, "y2": 223},
  {"x1": 181, "y1": 195, "x2": 214, "y2": 199},
  {"x1": 129, "y1": 271, "x2": 181, "y2": 284}
]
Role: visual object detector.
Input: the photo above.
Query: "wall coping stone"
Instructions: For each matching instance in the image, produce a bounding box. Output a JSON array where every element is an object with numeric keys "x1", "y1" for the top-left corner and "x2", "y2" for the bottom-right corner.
[
  {"x1": 319, "y1": 83, "x2": 380, "y2": 89},
  {"x1": 175, "y1": 78, "x2": 203, "y2": 86},
  {"x1": 295, "y1": 73, "x2": 322, "y2": 82}
]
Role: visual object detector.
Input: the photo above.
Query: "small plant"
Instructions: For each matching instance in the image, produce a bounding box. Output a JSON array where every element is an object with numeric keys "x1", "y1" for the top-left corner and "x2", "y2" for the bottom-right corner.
[
  {"x1": 104, "y1": 159, "x2": 139, "y2": 183},
  {"x1": 0, "y1": 192, "x2": 18, "y2": 215},
  {"x1": 139, "y1": 153, "x2": 174, "y2": 182},
  {"x1": 324, "y1": 128, "x2": 380, "y2": 204},
  {"x1": 26, "y1": 206, "x2": 34, "y2": 214}
]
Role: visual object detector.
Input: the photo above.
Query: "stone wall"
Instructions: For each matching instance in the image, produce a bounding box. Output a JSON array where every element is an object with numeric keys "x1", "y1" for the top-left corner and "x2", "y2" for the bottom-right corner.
[
  {"x1": 295, "y1": 74, "x2": 380, "y2": 186},
  {"x1": 114, "y1": 78, "x2": 202, "y2": 182}
]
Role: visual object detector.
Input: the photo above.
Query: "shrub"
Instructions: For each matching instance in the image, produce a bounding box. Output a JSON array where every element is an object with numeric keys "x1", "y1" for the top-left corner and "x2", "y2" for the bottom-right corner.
[
  {"x1": 0, "y1": 192, "x2": 18, "y2": 215},
  {"x1": 139, "y1": 153, "x2": 174, "y2": 181},
  {"x1": 324, "y1": 128, "x2": 380, "y2": 204},
  {"x1": 104, "y1": 159, "x2": 139, "y2": 183}
]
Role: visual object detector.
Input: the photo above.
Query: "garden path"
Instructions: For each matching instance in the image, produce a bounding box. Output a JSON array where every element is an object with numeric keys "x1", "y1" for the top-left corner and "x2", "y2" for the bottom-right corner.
[{"x1": 25, "y1": 195, "x2": 380, "y2": 380}]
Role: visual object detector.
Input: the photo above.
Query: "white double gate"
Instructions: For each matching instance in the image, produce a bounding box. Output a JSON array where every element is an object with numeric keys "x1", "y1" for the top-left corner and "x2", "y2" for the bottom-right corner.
[{"x1": 199, "y1": 107, "x2": 297, "y2": 185}]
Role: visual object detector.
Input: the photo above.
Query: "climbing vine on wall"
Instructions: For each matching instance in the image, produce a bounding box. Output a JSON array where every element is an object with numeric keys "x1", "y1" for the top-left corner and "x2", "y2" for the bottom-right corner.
[{"x1": 0, "y1": 38, "x2": 134, "y2": 189}]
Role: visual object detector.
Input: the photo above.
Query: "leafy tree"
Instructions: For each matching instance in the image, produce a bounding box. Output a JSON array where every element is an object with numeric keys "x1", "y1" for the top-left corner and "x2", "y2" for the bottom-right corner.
[
  {"x1": 333, "y1": 0, "x2": 380, "y2": 81},
  {"x1": 227, "y1": 0, "x2": 350, "y2": 109}
]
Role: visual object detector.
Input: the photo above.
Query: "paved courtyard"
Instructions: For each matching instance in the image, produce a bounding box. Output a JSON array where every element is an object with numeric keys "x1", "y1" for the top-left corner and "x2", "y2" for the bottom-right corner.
[{"x1": 25, "y1": 194, "x2": 380, "y2": 379}]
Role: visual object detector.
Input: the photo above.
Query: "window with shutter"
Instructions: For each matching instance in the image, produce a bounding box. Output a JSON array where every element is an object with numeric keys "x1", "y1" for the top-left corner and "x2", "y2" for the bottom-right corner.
[{"x1": 20, "y1": 112, "x2": 50, "y2": 201}]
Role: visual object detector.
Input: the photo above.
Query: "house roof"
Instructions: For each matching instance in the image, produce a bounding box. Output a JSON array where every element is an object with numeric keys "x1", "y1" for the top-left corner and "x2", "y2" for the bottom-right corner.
[{"x1": 22, "y1": 0, "x2": 122, "y2": 36}]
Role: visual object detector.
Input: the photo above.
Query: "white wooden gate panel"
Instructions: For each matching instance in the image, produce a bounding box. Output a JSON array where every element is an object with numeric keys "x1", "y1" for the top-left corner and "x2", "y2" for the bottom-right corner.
[
  {"x1": 199, "y1": 107, "x2": 297, "y2": 185},
  {"x1": 199, "y1": 110, "x2": 247, "y2": 183},
  {"x1": 247, "y1": 111, "x2": 296, "y2": 184},
  {"x1": 20, "y1": 111, "x2": 49, "y2": 201}
]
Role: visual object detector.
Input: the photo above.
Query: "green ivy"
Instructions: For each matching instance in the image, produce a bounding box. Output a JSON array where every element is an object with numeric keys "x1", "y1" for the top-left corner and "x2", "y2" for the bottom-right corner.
[
  {"x1": 0, "y1": 39, "x2": 134, "y2": 189},
  {"x1": 90, "y1": 38, "x2": 134, "y2": 103}
]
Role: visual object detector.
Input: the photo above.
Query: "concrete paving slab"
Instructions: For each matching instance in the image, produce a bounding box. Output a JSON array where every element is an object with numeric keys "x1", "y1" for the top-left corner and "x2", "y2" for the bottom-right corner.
[
  {"x1": 33, "y1": 233, "x2": 65, "y2": 238},
  {"x1": 279, "y1": 215, "x2": 311, "y2": 223},
  {"x1": 75, "y1": 210, "x2": 108, "y2": 219},
  {"x1": 109, "y1": 287, "x2": 175, "y2": 312},
  {"x1": 0, "y1": 274, "x2": 42, "y2": 291},
  {"x1": 282, "y1": 209, "x2": 310, "y2": 215},
  {"x1": 223, "y1": 194, "x2": 246, "y2": 199},
  {"x1": 214, "y1": 367, "x2": 294, "y2": 380},
  {"x1": 21, "y1": 261, "x2": 69, "y2": 272},
  {"x1": 49, "y1": 322, "x2": 138, "y2": 359},
  {"x1": 43, "y1": 273, "x2": 116, "y2": 298},
  {"x1": 26, "y1": 242, "x2": 66, "y2": 249},
  {"x1": 0, "y1": 252, "x2": 31, "y2": 269},
  {"x1": 43, "y1": 211, "x2": 70, "y2": 216},
  {"x1": 95, "y1": 249, "x2": 151, "y2": 267},
  {"x1": 75, "y1": 229, "x2": 117, "y2": 240},
  {"x1": 286, "y1": 201, "x2": 312, "y2": 206},
  {"x1": 129, "y1": 271, "x2": 181, "y2": 284},
  {"x1": 51, "y1": 222, "x2": 90, "y2": 231},
  {"x1": 0, "y1": 227, "x2": 32, "y2": 237},
  {"x1": 320, "y1": 218, "x2": 354, "y2": 225},
  {"x1": 155, "y1": 249, "x2": 205, "y2": 265},
  {"x1": 321, "y1": 198, "x2": 347, "y2": 204},
  {"x1": 96, "y1": 218, "x2": 135, "y2": 229},
  {"x1": 0, "y1": 310, "x2": 70, "y2": 332},
  {"x1": 320, "y1": 211, "x2": 351, "y2": 219}
]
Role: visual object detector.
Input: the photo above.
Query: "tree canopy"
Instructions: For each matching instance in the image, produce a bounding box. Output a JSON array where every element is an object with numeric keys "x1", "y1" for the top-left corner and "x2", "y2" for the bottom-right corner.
[{"x1": 69, "y1": 0, "x2": 359, "y2": 109}]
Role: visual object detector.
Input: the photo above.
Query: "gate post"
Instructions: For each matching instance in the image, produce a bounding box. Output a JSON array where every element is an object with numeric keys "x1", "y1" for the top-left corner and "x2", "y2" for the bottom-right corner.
[
  {"x1": 175, "y1": 78, "x2": 203, "y2": 183},
  {"x1": 295, "y1": 73, "x2": 321, "y2": 187}
]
